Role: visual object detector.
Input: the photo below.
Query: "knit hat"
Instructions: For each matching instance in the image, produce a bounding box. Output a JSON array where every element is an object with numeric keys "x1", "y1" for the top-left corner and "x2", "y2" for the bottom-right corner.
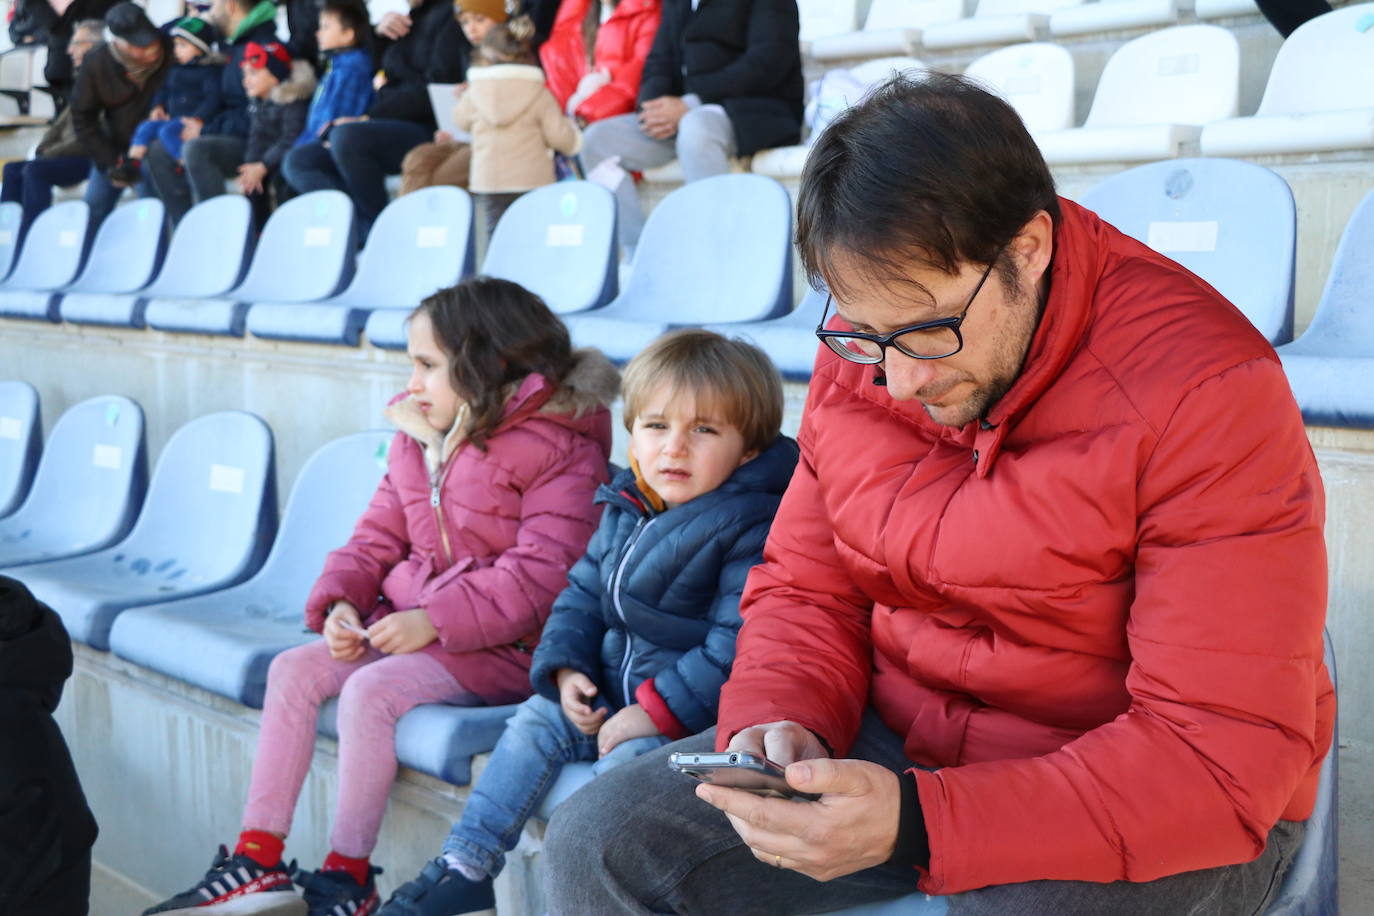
[
  {"x1": 454, "y1": 0, "x2": 509, "y2": 22},
  {"x1": 170, "y1": 16, "x2": 216, "y2": 55},
  {"x1": 105, "y1": 2, "x2": 161, "y2": 46},
  {"x1": 242, "y1": 40, "x2": 292, "y2": 82}
]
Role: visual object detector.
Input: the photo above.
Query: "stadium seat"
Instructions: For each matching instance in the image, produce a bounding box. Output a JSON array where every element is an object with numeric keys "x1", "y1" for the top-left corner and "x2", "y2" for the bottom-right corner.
[
  {"x1": 1278, "y1": 189, "x2": 1374, "y2": 427},
  {"x1": 48, "y1": 199, "x2": 166, "y2": 324},
  {"x1": 248, "y1": 187, "x2": 475, "y2": 346},
  {"x1": 1034, "y1": 25, "x2": 1239, "y2": 164},
  {"x1": 0, "y1": 201, "x2": 22, "y2": 280},
  {"x1": 108, "y1": 430, "x2": 390, "y2": 708},
  {"x1": 1200, "y1": 3, "x2": 1374, "y2": 157},
  {"x1": 0, "y1": 410, "x2": 276, "y2": 649},
  {"x1": 964, "y1": 42, "x2": 1074, "y2": 134},
  {"x1": 921, "y1": 0, "x2": 1083, "y2": 50},
  {"x1": 705, "y1": 286, "x2": 826, "y2": 381},
  {"x1": 64, "y1": 195, "x2": 254, "y2": 328},
  {"x1": 0, "y1": 200, "x2": 89, "y2": 320},
  {"x1": 810, "y1": 0, "x2": 969, "y2": 61},
  {"x1": 798, "y1": 0, "x2": 863, "y2": 41},
  {"x1": 365, "y1": 182, "x2": 617, "y2": 349},
  {"x1": 560, "y1": 175, "x2": 793, "y2": 362},
  {"x1": 0, "y1": 395, "x2": 146, "y2": 567},
  {"x1": 145, "y1": 190, "x2": 354, "y2": 336},
  {"x1": 0, "y1": 379, "x2": 40, "y2": 518},
  {"x1": 1194, "y1": 0, "x2": 1258, "y2": 19},
  {"x1": 1049, "y1": 0, "x2": 1182, "y2": 37},
  {"x1": 1079, "y1": 158, "x2": 1295, "y2": 344}
]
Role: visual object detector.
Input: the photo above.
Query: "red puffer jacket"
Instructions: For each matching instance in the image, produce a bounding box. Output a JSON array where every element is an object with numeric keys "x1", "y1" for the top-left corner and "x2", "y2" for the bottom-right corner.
[
  {"x1": 306, "y1": 349, "x2": 619, "y2": 705},
  {"x1": 717, "y1": 200, "x2": 1334, "y2": 894},
  {"x1": 540, "y1": 0, "x2": 660, "y2": 124}
]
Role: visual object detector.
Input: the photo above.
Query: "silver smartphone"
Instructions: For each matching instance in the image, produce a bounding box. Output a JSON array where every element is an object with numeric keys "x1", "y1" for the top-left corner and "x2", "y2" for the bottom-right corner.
[{"x1": 668, "y1": 751, "x2": 820, "y2": 801}]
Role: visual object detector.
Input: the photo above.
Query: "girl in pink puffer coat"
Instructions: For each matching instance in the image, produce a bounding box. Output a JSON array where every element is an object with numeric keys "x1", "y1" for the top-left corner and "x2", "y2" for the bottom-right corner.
[{"x1": 149, "y1": 277, "x2": 618, "y2": 916}]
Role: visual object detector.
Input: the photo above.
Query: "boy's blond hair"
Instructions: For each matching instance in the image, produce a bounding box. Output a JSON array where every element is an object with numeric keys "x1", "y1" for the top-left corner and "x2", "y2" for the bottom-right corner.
[{"x1": 621, "y1": 329, "x2": 783, "y2": 454}]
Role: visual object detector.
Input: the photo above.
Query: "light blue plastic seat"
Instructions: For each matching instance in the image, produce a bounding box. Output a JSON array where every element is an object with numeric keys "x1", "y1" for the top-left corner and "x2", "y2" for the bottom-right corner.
[
  {"x1": 0, "y1": 380, "x2": 40, "y2": 518},
  {"x1": 364, "y1": 182, "x2": 617, "y2": 350},
  {"x1": 0, "y1": 201, "x2": 23, "y2": 281},
  {"x1": 50, "y1": 199, "x2": 166, "y2": 325},
  {"x1": 1079, "y1": 158, "x2": 1296, "y2": 344},
  {"x1": 0, "y1": 395, "x2": 146, "y2": 566},
  {"x1": 145, "y1": 191, "x2": 354, "y2": 336},
  {"x1": 705, "y1": 286, "x2": 827, "y2": 381},
  {"x1": 561, "y1": 174, "x2": 794, "y2": 362},
  {"x1": 0, "y1": 200, "x2": 89, "y2": 321},
  {"x1": 1278, "y1": 189, "x2": 1374, "y2": 427},
  {"x1": 108, "y1": 430, "x2": 391, "y2": 707},
  {"x1": 0, "y1": 411, "x2": 277, "y2": 649},
  {"x1": 250, "y1": 187, "x2": 475, "y2": 346}
]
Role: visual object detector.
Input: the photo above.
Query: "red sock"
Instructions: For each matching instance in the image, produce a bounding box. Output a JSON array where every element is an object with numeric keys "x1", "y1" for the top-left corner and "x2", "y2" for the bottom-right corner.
[
  {"x1": 322, "y1": 850, "x2": 371, "y2": 887},
  {"x1": 234, "y1": 829, "x2": 284, "y2": 868}
]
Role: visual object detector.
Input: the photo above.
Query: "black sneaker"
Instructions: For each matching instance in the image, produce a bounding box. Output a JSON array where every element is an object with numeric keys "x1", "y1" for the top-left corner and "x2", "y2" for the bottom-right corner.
[
  {"x1": 142, "y1": 845, "x2": 301, "y2": 914},
  {"x1": 377, "y1": 859, "x2": 494, "y2": 916},
  {"x1": 295, "y1": 865, "x2": 383, "y2": 916}
]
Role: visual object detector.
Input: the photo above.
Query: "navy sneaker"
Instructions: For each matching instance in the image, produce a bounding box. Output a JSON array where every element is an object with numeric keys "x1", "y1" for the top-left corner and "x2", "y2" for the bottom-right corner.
[
  {"x1": 376, "y1": 859, "x2": 494, "y2": 916},
  {"x1": 295, "y1": 865, "x2": 384, "y2": 916},
  {"x1": 141, "y1": 845, "x2": 301, "y2": 914}
]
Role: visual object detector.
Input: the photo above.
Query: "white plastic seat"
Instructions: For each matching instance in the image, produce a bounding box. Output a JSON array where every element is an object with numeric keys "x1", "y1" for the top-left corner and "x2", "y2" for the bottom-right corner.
[
  {"x1": 1200, "y1": 3, "x2": 1374, "y2": 157},
  {"x1": 964, "y1": 43, "x2": 1074, "y2": 134},
  {"x1": 810, "y1": 0, "x2": 968, "y2": 61},
  {"x1": 1034, "y1": 25, "x2": 1239, "y2": 164},
  {"x1": 798, "y1": 0, "x2": 862, "y2": 41},
  {"x1": 1049, "y1": 0, "x2": 1182, "y2": 36},
  {"x1": 921, "y1": 0, "x2": 1083, "y2": 50},
  {"x1": 1195, "y1": 0, "x2": 1258, "y2": 19}
]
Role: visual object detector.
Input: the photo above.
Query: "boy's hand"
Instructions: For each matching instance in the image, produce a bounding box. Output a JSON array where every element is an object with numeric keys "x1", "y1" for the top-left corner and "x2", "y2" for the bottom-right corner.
[
  {"x1": 557, "y1": 669, "x2": 607, "y2": 735},
  {"x1": 323, "y1": 600, "x2": 367, "y2": 662},
  {"x1": 237, "y1": 161, "x2": 268, "y2": 194},
  {"x1": 597, "y1": 703, "x2": 660, "y2": 757},
  {"x1": 367, "y1": 608, "x2": 437, "y2": 655},
  {"x1": 375, "y1": 11, "x2": 411, "y2": 39},
  {"x1": 179, "y1": 117, "x2": 203, "y2": 141},
  {"x1": 433, "y1": 129, "x2": 453, "y2": 143},
  {"x1": 128, "y1": 143, "x2": 147, "y2": 159},
  {"x1": 149, "y1": 105, "x2": 168, "y2": 120}
]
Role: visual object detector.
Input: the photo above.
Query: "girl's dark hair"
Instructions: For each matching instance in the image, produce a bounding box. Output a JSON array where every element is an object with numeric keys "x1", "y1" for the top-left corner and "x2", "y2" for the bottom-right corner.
[
  {"x1": 479, "y1": 14, "x2": 537, "y2": 64},
  {"x1": 413, "y1": 277, "x2": 575, "y2": 451},
  {"x1": 320, "y1": 0, "x2": 371, "y2": 51}
]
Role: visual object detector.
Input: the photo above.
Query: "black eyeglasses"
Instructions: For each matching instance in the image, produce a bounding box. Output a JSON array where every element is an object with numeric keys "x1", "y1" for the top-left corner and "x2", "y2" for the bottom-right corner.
[{"x1": 815, "y1": 254, "x2": 1001, "y2": 364}]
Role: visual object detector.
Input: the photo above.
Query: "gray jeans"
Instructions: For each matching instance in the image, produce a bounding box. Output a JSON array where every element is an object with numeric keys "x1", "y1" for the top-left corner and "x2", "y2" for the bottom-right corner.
[
  {"x1": 145, "y1": 135, "x2": 245, "y2": 225},
  {"x1": 580, "y1": 106, "x2": 736, "y2": 251},
  {"x1": 542, "y1": 717, "x2": 1305, "y2": 915}
]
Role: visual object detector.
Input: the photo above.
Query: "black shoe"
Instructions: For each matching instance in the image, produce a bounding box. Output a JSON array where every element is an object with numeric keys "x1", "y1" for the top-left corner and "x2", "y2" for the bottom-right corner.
[
  {"x1": 141, "y1": 845, "x2": 299, "y2": 914},
  {"x1": 295, "y1": 865, "x2": 383, "y2": 916},
  {"x1": 377, "y1": 859, "x2": 494, "y2": 916}
]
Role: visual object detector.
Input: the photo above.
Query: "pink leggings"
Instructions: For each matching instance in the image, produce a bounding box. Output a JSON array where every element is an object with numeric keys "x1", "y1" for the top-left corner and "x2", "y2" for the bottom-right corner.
[{"x1": 242, "y1": 639, "x2": 478, "y2": 858}]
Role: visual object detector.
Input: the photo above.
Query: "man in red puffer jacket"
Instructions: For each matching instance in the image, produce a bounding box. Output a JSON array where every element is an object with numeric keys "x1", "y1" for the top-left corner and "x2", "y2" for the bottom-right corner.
[{"x1": 542, "y1": 72, "x2": 1333, "y2": 915}]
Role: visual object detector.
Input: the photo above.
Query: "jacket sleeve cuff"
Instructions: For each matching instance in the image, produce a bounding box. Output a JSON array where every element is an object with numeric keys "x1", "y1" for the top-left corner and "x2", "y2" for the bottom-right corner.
[
  {"x1": 887, "y1": 769, "x2": 930, "y2": 871},
  {"x1": 634, "y1": 678, "x2": 690, "y2": 740}
]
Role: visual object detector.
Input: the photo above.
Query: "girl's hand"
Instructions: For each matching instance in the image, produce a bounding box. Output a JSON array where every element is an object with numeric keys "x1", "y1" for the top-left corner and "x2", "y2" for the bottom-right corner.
[
  {"x1": 597, "y1": 704, "x2": 660, "y2": 757},
  {"x1": 367, "y1": 608, "x2": 438, "y2": 655},
  {"x1": 557, "y1": 668, "x2": 607, "y2": 735},
  {"x1": 323, "y1": 600, "x2": 367, "y2": 662},
  {"x1": 433, "y1": 129, "x2": 454, "y2": 143}
]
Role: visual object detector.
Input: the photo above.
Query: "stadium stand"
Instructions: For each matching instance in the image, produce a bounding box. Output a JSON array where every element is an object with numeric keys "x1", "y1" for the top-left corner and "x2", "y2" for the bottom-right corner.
[
  {"x1": 964, "y1": 42, "x2": 1075, "y2": 134},
  {"x1": 704, "y1": 285, "x2": 827, "y2": 381},
  {"x1": 0, "y1": 199, "x2": 88, "y2": 320},
  {"x1": 810, "y1": 0, "x2": 970, "y2": 61},
  {"x1": 920, "y1": 0, "x2": 1086, "y2": 50},
  {"x1": 0, "y1": 201, "x2": 21, "y2": 278},
  {"x1": 43, "y1": 198, "x2": 167, "y2": 324},
  {"x1": 1048, "y1": 0, "x2": 1184, "y2": 37},
  {"x1": 0, "y1": 379, "x2": 39, "y2": 518},
  {"x1": 797, "y1": 0, "x2": 864, "y2": 41}
]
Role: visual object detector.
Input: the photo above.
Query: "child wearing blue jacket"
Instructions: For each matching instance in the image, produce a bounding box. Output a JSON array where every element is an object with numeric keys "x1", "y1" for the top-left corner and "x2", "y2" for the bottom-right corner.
[
  {"x1": 299, "y1": 0, "x2": 374, "y2": 144},
  {"x1": 126, "y1": 17, "x2": 222, "y2": 165},
  {"x1": 377, "y1": 329, "x2": 800, "y2": 916}
]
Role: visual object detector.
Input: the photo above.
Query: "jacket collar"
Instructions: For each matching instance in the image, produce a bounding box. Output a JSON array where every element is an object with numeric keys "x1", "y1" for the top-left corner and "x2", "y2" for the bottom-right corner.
[
  {"x1": 599, "y1": 435, "x2": 801, "y2": 517},
  {"x1": 230, "y1": 0, "x2": 278, "y2": 43}
]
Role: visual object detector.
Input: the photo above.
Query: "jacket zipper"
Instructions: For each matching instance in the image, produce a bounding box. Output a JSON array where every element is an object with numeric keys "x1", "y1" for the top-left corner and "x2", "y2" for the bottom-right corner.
[
  {"x1": 611, "y1": 514, "x2": 656, "y2": 706},
  {"x1": 430, "y1": 457, "x2": 457, "y2": 569}
]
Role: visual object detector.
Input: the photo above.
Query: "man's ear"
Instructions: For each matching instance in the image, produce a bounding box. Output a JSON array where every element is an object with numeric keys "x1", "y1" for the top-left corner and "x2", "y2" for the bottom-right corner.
[{"x1": 1011, "y1": 209, "x2": 1055, "y2": 285}]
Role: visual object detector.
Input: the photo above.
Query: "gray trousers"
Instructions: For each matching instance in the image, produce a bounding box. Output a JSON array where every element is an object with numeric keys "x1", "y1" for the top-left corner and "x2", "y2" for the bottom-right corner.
[
  {"x1": 542, "y1": 718, "x2": 1305, "y2": 915},
  {"x1": 580, "y1": 106, "x2": 736, "y2": 251},
  {"x1": 145, "y1": 135, "x2": 245, "y2": 225}
]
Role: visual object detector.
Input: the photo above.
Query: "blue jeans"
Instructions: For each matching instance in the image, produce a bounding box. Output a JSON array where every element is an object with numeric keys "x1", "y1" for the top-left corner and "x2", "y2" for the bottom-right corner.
[
  {"x1": 442, "y1": 693, "x2": 670, "y2": 878},
  {"x1": 83, "y1": 165, "x2": 128, "y2": 238},
  {"x1": 1, "y1": 156, "x2": 90, "y2": 240},
  {"x1": 131, "y1": 119, "x2": 186, "y2": 161},
  {"x1": 282, "y1": 118, "x2": 429, "y2": 229}
]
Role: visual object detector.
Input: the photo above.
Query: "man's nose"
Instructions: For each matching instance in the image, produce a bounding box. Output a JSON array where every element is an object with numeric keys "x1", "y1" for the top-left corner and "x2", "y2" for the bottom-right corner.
[{"x1": 882, "y1": 350, "x2": 940, "y2": 402}]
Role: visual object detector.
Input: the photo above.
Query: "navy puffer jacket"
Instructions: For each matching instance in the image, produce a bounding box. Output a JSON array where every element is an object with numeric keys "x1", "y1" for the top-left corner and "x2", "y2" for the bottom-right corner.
[{"x1": 530, "y1": 435, "x2": 798, "y2": 738}]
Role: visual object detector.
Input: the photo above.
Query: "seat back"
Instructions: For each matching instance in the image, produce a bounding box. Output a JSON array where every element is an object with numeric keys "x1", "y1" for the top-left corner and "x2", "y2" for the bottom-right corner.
[
  {"x1": 144, "y1": 195, "x2": 255, "y2": 299},
  {"x1": 1284, "y1": 189, "x2": 1374, "y2": 355},
  {"x1": 233, "y1": 190, "x2": 355, "y2": 303},
  {"x1": 337, "y1": 186, "x2": 474, "y2": 306},
  {"x1": 1085, "y1": 25, "x2": 1238, "y2": 128},
  {"x1": 70, "y1": 199, "x2": 165, "y2": 294},
  {"x1": 6, "y1": 395, "x2": 147, "y2": 550},
  {"x1": 619, "y1": 174, "x2": 792, "y2": 324},
  {"x1": 0, "y1": 380, "x2": 40, "y2": 517},
  {"x1": 117, "y1": 411, "x2": 276, "y2": 587},
  {"x1": 0, "y1": 47, "x2": 36, "y2": 92},
  {"x1": 484, "y1": 181, "x2": 618, "y2": 314},
  {"x1": 799, "y1": 0, "x2": 861, "y2": 40},
  {"x1": 1079, "y1": 158, "x2": 1295, "y2": 344},
  {"x1": 2, "y1": 200, "x2": 88, "y2": 290},
  {"x1": 0, "y1": 201, "x2": 22, "y2": 280},
  {"x1": 965, "y1": 43, "x2": 1074, "y2": 133},
  {"x1": 974, "y1": 0, "x2": 1083, "y2": 18},
  {"x1": 1255, "y1": 3, "x2": 1374, "y2": 116},
  {"x1": 865, "y1": 0, "x2": 969, "y2": 30},
  {"x1": 848, "y1": 55, "x2": 927, "y2": 85}
]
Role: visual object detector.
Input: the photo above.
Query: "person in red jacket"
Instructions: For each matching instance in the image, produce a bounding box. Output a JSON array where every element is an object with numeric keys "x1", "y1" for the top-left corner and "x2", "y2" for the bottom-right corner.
[
  {"x1": 540, "y1": 0, "x2": 661, "y2": 125},
  {"x1": 541, "y1": 72, "x2": 1333, "y2": 915}
]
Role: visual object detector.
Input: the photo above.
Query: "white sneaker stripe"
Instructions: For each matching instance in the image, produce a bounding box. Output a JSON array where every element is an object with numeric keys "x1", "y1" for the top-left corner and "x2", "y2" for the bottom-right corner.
[
  {"x1": 198, "y1": 887, "x2": 214, "y2": 901},
  {"x1": 239, "y1": 866, "x2": 253, "y2": 883},
  {"x1": 222, "y1": 872, "x2": 239, "y2": 890}
]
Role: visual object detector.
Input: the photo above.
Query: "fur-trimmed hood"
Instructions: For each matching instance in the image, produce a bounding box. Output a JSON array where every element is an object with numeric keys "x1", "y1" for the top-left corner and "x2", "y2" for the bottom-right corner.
[{"x1": 268, "y1": 59, "x2": 317, "y2": 105}]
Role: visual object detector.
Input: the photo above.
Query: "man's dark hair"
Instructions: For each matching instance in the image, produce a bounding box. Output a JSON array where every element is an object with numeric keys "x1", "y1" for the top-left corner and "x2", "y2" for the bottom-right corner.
[{"x1": 796, "y1": 71, "x2": 1061, "y2": 298}]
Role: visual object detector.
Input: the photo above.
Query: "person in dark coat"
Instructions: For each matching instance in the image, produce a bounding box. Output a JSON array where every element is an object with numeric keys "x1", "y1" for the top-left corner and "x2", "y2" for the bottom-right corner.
[
  {"x1": 0, "y1": 575, "x2": 99, "y2": 916},
  {"x1": 9, "y1": 0, "x2": 121, "y2": 110},
  {"x1": 580, "y1": 0, "x2": 802, "y2": 251},
  {"x1": 126, "y1": 17, "x2": 224, "y2": 166},
  {"x1": 235, "y1": 41, "x2": 316, "y2": 226}
]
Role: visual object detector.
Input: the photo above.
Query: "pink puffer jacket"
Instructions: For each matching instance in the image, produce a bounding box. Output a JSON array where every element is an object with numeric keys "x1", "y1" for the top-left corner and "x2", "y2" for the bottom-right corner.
[{"x1": 305, "y1": 349, "x2": 619, "y2": 704}]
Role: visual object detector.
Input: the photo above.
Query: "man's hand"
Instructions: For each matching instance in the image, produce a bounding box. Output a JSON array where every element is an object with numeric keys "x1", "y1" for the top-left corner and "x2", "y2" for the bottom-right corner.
[
  {"x1": 727, "y1": 720, "x2": 829, "y2": 766},
  {"x1": 556, "y1": 668, "x2": 608, "y2": 735},
  {"x1": 367, "y1": 608, "x2": 438, "y2": 654},
  {"x1": 237, "y1": 161, "x2": 268, "y2": 194},
  {"x1": 597, "y1": 703, "x2": 660, "y2": 757},
  {"x1": 639, "y1": 96, "x2": 688, "y2": 140},
  {"x1": 179, "y1": 117, "x2": 203, "y2": 141},
  {"x1": 375, "y1": 11, "x2": 411, "y2": 39},
  {"x1": 323, "y1": 600, "x2": 367, "y2": 662},
  {"x1": 697, "y1": 757, "x2": 903, "y2": 882}
]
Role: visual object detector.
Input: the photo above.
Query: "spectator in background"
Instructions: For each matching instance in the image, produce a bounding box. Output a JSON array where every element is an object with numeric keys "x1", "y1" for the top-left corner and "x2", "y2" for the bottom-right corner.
[
  {"x1": 540, "y1": 0, "x2": 661, "y2": 127},
  {"x1": 8, "y1": 0, "x2": 121, "y2": 110},
  {"x1": 0, "y1": 576, "x2": 99, "y2": 916},
  {"x1": 124, "y1": 17, "x2": 223, "y2": 172},
  {"x1": 143, "y1": 0, "x2": 279, "y2": 223},
  {"x1": 70, "y1": 2, "x2": 171, "y2": 230},
  {"x1": 579, "y1": 0, "x2": 802, "y2": 254},
  {"x1": 298, "y1": 0, "x2": 375, "y2": 145},
  {"x1": 1, "y1": 18, "x2": 103, "y2": 241},
  {"x1": 1255, "y1": 0, "x2": 1330, "y2": 37},
  {"x1": 234, "y1": 40, "x2": 315, "y2": 226}
]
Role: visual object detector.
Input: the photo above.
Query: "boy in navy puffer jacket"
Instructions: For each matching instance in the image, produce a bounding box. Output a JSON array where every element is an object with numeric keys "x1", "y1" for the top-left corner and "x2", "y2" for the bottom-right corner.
[
  {"x1": 378, "y1": 330, "x2": 799, "y2": 916},
  {"x1": 125, "y1": 17, "x2": 222, "y2": 166}
]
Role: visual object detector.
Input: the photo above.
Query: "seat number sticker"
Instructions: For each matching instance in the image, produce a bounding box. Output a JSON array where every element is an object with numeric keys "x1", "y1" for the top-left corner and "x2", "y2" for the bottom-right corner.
[
  {"x1": 93, "y1": 444, "x2": 122, "y2": 469},
  {"x1": 1147, "y1": 220, "x2": 1218, "y2": 253},
  {"x1": 209, "y1": 464, "x2": 245, "y2": 494},
  {"x1": 0, "y1": 417, "x2": 19, "y2": 439},
  {"x1": 546, "y1": 224, "x2": 584, "y2": 247}
]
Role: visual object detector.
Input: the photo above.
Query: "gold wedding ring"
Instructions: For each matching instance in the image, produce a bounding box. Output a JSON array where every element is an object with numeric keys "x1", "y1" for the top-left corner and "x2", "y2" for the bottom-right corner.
[{"x1": 774, "y1": 854, "x2": 782, "y2": 868}]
